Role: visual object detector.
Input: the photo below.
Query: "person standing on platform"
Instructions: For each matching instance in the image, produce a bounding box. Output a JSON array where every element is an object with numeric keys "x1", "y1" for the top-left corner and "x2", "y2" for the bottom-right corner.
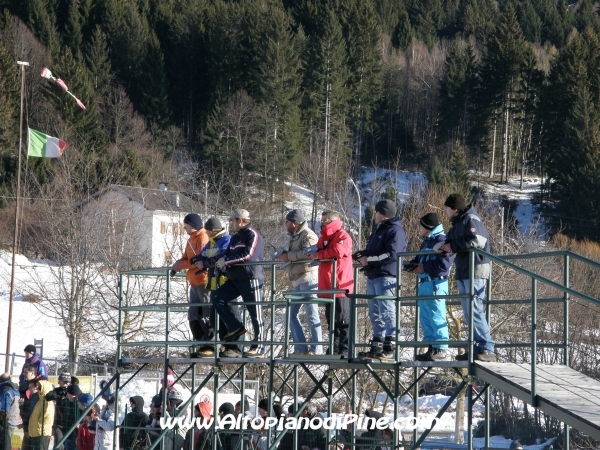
[
  {"x1": 276, "y1": 209, "x2": 323, "y2": 355},
  {"x1": 306, "y1": 210, "x2": 353, "y2": 358},
  {"x1": 439, "y1": 194, "x2": 496, "y2": 362},
  {"x1": 172, "y1": 213, "x2": 211, "y2": 349},
  {"x1": 356, "y1": 199, "x2": 406, "y2": 360}
]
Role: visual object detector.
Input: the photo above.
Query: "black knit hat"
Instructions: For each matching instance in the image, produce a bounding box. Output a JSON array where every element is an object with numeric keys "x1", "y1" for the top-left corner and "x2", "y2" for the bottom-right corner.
[
  {"x1": 219, "y1": 402, "x2": 235, "y2": 415},
  {"x1": 66, "y1": 384, "x2": 82, "y2": 397},
  {"x1": 258, "y1": 399, "x2": 269, "y2": 411},
  {"x1": 285, "y1": 209, "x2": 305, "y2": 224},
  {"x1": 444, "y1": 194, "x2": 467, "y2": 211},
  {"x1": 24, "y1": 344, "x2": 36, "y2": 353},
  {"x1": 204, "y1": 217, "x2": 223, "y2": 231},
  {"x1": 420, "y1": 213, "x2": 440, "y2": 230},
  {"x1": 375, "y1": 199, "x2": 397, "y2": 218},
  {"x1": 183, "y1": 213, "x2": 203, "y2": 230}
]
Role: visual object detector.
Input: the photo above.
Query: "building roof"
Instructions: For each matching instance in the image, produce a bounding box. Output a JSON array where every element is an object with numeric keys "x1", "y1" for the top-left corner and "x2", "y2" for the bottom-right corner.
[{"x1": 78, "y1": 184, "x2": 201, "y2": 213}]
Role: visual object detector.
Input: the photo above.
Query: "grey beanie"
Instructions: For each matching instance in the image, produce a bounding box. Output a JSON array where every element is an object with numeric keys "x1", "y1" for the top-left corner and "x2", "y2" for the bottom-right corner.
[
  {"x1": 204, "y1": 217, "x2": 223, "y2": 231},
  {"x1": 285, "y1": 209, "x2": 305, "y2": 224},
  {"x1": 375, "y1": 199, "x2": 397, "y2": 218}
]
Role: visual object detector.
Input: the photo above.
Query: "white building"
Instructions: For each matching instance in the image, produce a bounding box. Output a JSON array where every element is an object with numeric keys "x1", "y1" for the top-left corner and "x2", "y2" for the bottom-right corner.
[{"x1": 79, "y1": 184, "x2": 203, "y2": 268}]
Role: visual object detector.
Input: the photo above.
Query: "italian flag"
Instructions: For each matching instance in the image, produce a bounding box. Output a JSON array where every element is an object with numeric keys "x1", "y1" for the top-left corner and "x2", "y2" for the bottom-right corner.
[{"x1": 27, "y1": 128, "x2": 67, "y2": 158}]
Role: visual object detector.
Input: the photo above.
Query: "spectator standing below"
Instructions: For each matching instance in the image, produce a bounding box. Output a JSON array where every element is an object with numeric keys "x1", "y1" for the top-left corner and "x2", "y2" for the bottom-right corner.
[
  {"x1": 18, "y1": 365, "x2": 38, "y2": 450},
  {"x1": 120, "y1": 396, "x2": 149, "y2": 450},
  {"x1": 48, "y1": 372, "x2": 77, "y2": 450},
  {"x1": 0, "y1": 373, "x2": 20, "y2": 450},
  {"x1": 357, "y1": 200, "x2": 406, "y2": 360},
  {"x1": 297, "y1": 403, "x2": 328, "y2": 450},
  {"x1": 20, "y1": 345, "x2": 48, "y2": 383},
  {"x1": 407, "y1": 213, "x2": 455, "y2": 361},
  {"x1": 29, "y1": 380, "x2": 55, "y2": 450},
  {"x1": 212, "y1": 209, "x2": 265, "y2": 358},
  {"x1": 439, "y1": 193, "x2": 496, "y2": 362},
  {"x1": 307, "y1": 210, "x2": 353, "y2": 357},
  {"x1": 172, "y1": 213, "x2": 211, "y2": 348},
  {"x1": 94, "y1": 386, "x2": 116, "y2": 450},
  {"x1": 276, "y1": 209, "x2": 323, "y2": 355},
  {"x1": 77, "y1": 394, "x2": 96, "y2": 450}
]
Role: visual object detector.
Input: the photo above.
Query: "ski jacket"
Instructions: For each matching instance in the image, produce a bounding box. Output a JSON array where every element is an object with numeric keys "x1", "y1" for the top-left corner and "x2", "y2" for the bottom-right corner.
[
  {"x1": 94, "y1": 404, "x2": 116, "y2": 450},
  {"x1": 410, "y1": 224, "x2": 455, "y2": 278},
  {"x1": 223, "y1": 225, "x2": 265, "y2": 282},
  {"x1": 0, "y1": 380, "x2": 20, "y2": 428},
  {"x1": 78, "y1": 419, "x2": 96, "y2": 450},
  {"x1": 175, "y1": 229, "x2": 209, "y2": 286},
  {"x1": 285, "y1": 221, "x2": 319, "y2": 286},
  {"x1": 120, "y1": 396, "x2": 149, "y2": 450},
  {"x1": 445, "y1": 204, "x2": 491, "y2": 280},
  {"x1": 19, "y1": 353, "x2": 48, "y2": 384},
  {"x1": 363, "y1": 216, "x2": 407, "y2": 279},
  {"x1": 199, "y1": 230, "x2": 231, "y2": 291},
  {"x1": 29, "y1": 380, "x2": 55, "y2": 437},
  {"x1": 316, "y1": 219, "x2": 354, "y2": 298}
]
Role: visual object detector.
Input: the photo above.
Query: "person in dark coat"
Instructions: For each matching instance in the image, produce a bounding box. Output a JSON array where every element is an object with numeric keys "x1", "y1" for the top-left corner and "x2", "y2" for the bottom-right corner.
[
  {"x1": 357, "y1": 200, "x2": 407, "y2": 360},
  {"x1": 355, "y1": 410, "x2": 384, "y2": 450},
  {"x1": 407, "y1": 213, "x2": 455, "y2": 361},
  {"x1": 0, "y1": 373, "x2": 20, "y2": 450},
  {"x1": 120, "y1": 396, "x2": 149, "y2": 450},
  {"x1": 19, "y1": 346, "x2": 48, "y2": 384},
  {"x1": 439, "y1": 194, "x2": 496, "y2": 362},
  {"x1": 297, "y1": 403, "x2": 328, "y2": 450}
]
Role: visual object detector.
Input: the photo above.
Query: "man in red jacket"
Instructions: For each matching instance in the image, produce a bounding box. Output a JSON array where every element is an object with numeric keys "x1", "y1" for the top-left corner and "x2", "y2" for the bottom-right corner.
[{"x1": 307, "y1": 210, "x2": 353, "y2": 357}]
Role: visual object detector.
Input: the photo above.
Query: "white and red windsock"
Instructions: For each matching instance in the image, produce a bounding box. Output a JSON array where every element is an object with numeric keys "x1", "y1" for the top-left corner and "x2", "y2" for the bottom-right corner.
[{"x1": 40, "y1": 67, "x2": 86, "y2": 110}]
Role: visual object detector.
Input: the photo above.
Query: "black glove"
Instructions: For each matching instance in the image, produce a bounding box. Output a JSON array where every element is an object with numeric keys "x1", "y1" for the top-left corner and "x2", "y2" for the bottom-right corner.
[
  {"x1": 352, "y1": 251, "x2": 366, "y2": 261},
  {"x1": 402, "y1": 262, "x2": 418, "y2": 272}
]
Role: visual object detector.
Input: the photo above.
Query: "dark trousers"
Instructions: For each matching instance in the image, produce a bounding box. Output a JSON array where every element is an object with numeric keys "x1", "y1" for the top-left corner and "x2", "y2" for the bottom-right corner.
[
  {"x1": 30, "y1": 436, "x2": 51, "y2": 450},
  {"x1": 189, "y1": 285, "x2": 214, "y2": 341},
  {"x1": 0, "y1": 422, "x2": 13, "y2": 450},
  {"x1": 325, "y1": 296, "x2": 350, "y2": 354}
]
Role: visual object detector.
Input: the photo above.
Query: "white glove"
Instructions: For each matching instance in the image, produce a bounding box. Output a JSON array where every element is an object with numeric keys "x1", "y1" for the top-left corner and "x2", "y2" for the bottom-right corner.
[{"x1": 215, "y1": 257, "x2": 226, "y2": 270}]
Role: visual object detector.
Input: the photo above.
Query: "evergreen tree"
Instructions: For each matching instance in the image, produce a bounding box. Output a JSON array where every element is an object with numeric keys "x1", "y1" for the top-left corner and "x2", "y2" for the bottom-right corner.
[
  {"x1": 449, "y1": 144, "x2": 471, "y2": 197},
  {"x1": 85, "y1": 26, "x2": 112, "y2": 103},
  {"x1": 391, "y1": 2, "x2": 412, "y2": 50},
  {"x1": 64, "y1": 0, "x2": 84, "y2": 57},
  {"x1": 374, "y1": 0, "x2": 403, "y2": 36},
  {"x1": 0, "y1": 34, "x2": 19, "y2": 207},
  {"x1": 28, "y1": 0, "x2": 60, "y2": 55},
  {"x1": 516, "y1": 0, "x2": 541, "y2": 44},
  {"x1": 428, "y1": 155, "x2": 447, "y2": 189},
  {"x1": 575, "y1": 0, "x2": 600, "y2": 35}
]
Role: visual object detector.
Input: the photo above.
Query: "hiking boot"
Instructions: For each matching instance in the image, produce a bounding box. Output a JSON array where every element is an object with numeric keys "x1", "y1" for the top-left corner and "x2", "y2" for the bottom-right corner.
[
  {"x1": 415, "y1": 346, "x2": 433, "y2": 361},
  {"x1": 223, "y1": 327, "x2": 246, "y2": 342},
  {"x1": 197, "y1": 347, "x2": 215, "y2": 357},
  {"x1": 429, "y1": 348, "x2": 449, "y2": 361},
  {"x1": 220, "y1": 348, "x2": 243, "y2": 358},
  {"x1": 244, "y1": 348, "x2": 265, "y2": 358},
  {"x1": 382, "y1": 337, "x2": 395, "y2": 359},
  {"x1": 357, "y1": 339, "x2": 383, "y2": 359},
  {"x1": 475, "y1": 351, "x2": 497, "y2": 362},
  {"x1": 455, "y1": 352, "x2": 469, "y2": 361}
]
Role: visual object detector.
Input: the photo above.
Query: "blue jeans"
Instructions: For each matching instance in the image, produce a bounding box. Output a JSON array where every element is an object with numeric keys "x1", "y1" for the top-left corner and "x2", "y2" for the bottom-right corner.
[
  {"x1": 289, "y1": 280, "x2": 323, "y2": 354},
  {"x1": 457, "y1": 278, "x2": 494, "y2": 353},
  {"x1": 417, "y1": 279, "x2": 449, "y2": 349},
  {"x1": 64, "y1": 439, "x2": 76, "y2": 450},
  {"x1": 366, "y1": 277, "x2": 397, "y2": 340}
]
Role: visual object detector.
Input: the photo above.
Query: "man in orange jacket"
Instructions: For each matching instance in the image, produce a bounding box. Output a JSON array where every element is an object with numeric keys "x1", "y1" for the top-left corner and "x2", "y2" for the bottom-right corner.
[{"x1": 172, "y1": 213, "x2": 211, "y2": 346}]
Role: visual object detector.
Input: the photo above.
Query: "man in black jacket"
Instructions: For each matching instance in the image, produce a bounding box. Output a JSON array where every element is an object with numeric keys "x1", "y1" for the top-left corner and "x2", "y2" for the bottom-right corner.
[
  {"x1": 120, "y1": 396, "x2": 149, "y2": 450},
  {"x1": 212, "y1": 209, "x2": 265, "y2": 358},
  {"x1": 439, "y1": 194, "x2": 495, "y2": 362},
  {"x1": 357, "y1": 200, "x2": 406, "y2": 360}
]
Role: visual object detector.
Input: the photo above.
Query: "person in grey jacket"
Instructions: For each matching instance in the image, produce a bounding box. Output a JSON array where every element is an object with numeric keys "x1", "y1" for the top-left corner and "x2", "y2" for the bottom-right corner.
[
  {"x1": 0, "y1": 373, "x2": 20, "y2": 450},
  {"x1": 439, "y1": 193, "x2": 495, "y2": 362},
  {"x1": 276, "y1": 209, "x2": 323, "y2": 355}
]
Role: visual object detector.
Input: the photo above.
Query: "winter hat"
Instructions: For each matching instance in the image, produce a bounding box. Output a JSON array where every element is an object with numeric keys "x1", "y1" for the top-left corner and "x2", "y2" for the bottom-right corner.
[
  {"x1": 198, "y1": 400, "x2": 212, "y2": 419},
  {"x1": 58, "y1": 372, "x2": 71, "y2": 383},
  {"x1": 151, "y1": 394, "x2": 162, "y2": 407},
  {"x1": 66, "y1": 384, "x2": 82, "y2": 397},
  {"x1": 285, "y1": 209, "x2": 305, "y2": 224},
  {"x1": 183, "y1": 213, "x2": 203, "y2": 230},
  {"x1": 258, "y1": 399, "x2": 269, "y2": 411},
  {"x1": 420, "y1": 213, "x2": 440, "y2": 230},
  {"x1": 78, "y1": 394, "x2": 94, "y2": 409},
  {"x1": 236, "y1": 399, "x2": 250, "y2": 411},
  {"x1": 219, "y1": 402, "x2": 235, "y2": 415},
  {"x1": 71, "y1": 376, "x2": 79, "y2": 385},
  {"x1": 229, "y1": 209, "x2": 250, "y2": 220},
  {"x1": 168, "y1": 389, "x2": 183, "y2": 405},
  {"x1": 444, "y1": 193, "x2": 467, "y2": 211},
  {"x1": 375, "y1": 199, "x2": 397, "y2": 218},
  {"x1": 204, "y1": 217, "x2": 223, "y2": 232},
  {"x1": 166, "y1": 369, "x2": 175, "y2": 386},
  {"x1": 24, "y1": 344, "x2": 36, "y2": 353},
  {"x1": 365, "y1": 409, "x2": 383, "y2": 419}
]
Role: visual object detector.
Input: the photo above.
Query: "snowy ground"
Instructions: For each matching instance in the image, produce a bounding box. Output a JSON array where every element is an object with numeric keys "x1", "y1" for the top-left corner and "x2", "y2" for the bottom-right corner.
[{"x1": 0, "y1": 169, "x2": 549, "y2": 449}]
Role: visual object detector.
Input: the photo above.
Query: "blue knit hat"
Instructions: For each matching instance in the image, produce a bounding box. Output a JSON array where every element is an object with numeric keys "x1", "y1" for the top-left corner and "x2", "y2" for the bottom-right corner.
[{"x1": 78, "y1": 393, "x2": 93, "y2": 408}]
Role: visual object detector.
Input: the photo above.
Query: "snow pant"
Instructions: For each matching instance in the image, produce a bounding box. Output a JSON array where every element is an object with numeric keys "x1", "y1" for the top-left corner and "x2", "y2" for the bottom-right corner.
[
  {"x1": 417, "y1": 278, "x2": 449, "y2": 349},
  {"x1": 325, "y1": 296, "x2": 350, "y2": 354},
  {"x1": 212, "y1": 279, "x2": 264, "y2": 353}
]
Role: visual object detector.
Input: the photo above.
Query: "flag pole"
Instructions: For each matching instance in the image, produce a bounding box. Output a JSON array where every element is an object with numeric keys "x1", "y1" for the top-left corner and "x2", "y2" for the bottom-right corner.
[{"x1": 5, "y1": 61, "x2": 29, "y2": 372}]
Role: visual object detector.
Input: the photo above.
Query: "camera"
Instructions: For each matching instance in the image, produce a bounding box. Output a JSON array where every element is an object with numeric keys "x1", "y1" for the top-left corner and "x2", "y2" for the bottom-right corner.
[
  {"x1": 402, "y1": 262, "x2": 418, "y2": 272},
  {"x1": 352, "y1": 251, "x2": 365, "y2": 261}
]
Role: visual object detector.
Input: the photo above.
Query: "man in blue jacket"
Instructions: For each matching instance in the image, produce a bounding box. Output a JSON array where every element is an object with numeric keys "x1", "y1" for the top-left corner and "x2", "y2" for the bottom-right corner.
[
  {"x1": 409, "y1": 213, "x2": 455, "y2": 361},
  {"x1": 0, "y1": 373, "x2": 20, "y2": 450},
  {"x1": 212, "y1": 209, "x2": 265, "y2": 357},
  {"x1": 357, "y1": 199, "x2": 406, "y2": 360},
  {"x1": 439, "y1": 194, "x2": 496, "y2": 362}
]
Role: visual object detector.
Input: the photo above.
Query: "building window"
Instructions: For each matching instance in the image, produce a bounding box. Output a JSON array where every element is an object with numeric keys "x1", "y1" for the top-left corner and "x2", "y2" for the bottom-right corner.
[{"x1": 161, "y1": 221, "x2": 166, "y2": 234}]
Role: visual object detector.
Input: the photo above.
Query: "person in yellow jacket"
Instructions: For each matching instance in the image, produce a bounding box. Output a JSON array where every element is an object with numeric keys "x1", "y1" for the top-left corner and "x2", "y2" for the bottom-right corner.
[
  {"x1": 29, "y1": 380, "x2": 54, "y2": 450},
  {"x1": 172, "y1": 213, "x2": 211, "y2": 346}
]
